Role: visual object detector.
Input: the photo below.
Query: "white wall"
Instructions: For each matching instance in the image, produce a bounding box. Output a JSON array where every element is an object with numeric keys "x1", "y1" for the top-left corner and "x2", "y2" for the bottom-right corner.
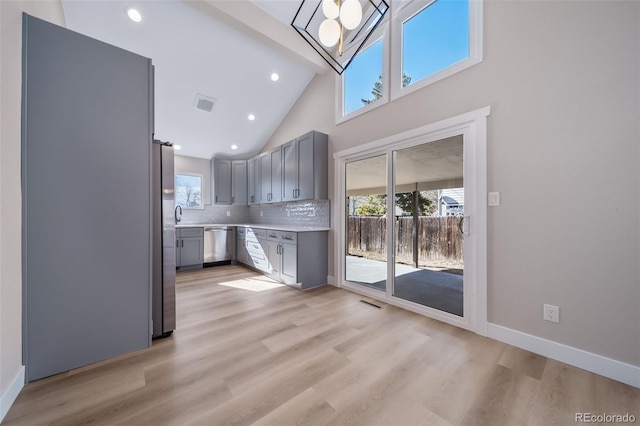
[
  {"x1": 0, "y1": 0, "x2": 66, "y2": 415},
  {"x1": 174, "y1": 154, "x2": 211, "y2": 205},
  {"x1": 263, "y1": 1, "x2": 640, "y2": 367}
]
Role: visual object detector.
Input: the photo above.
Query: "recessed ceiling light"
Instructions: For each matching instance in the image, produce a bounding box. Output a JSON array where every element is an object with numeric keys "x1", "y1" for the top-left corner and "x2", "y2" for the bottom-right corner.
[
  {"x1": 248, "y1": 114, "x2": 256, "y2": 121},
  {"x1": 173, "y1": 144, "x2": 182, "y2": 151},
  {"x1": 271, "y1": 73, "x2": 280, "y2": 82},
  {"x1": 126, "y1": 7, "x2": 143, "y2": 23},
  {"x1": 231, "y1": 144, "x2": 238, "y2": 150}
]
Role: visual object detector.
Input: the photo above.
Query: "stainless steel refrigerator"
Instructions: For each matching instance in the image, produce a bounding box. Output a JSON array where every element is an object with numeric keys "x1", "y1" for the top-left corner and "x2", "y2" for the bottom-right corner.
[{"x1": 152, "y1": 141, "x2": 176, "y2": 338}]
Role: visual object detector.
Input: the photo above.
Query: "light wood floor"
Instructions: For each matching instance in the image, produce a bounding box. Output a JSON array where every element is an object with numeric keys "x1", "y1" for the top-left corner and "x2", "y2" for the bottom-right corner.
[{"x1": 5, "y1": 265, "x2": 639, "y2": 425}]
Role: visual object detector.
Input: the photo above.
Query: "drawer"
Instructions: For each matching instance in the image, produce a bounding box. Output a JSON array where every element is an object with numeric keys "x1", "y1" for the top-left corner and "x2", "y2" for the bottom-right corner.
[
  {"x1": 278, "y1": 231, "x2": 297, "y2": 244},
  {"x1": 253, "y1": 257, "x2": 270, "y2": 272},
  {"x1": 178, "y1": 227, "x2": 203, "y2": 238},
  {"x1": 245, "y1": 228, "x2": 267, "y2": 238},
  {"x1": 246, "y1": 229, "x2": 266, "y2": 244},
  {"x1": 267, "y1": 229, "x2": 280, "y2": 241},
  {"x1": 246, "y1": 240, "x2": 266, "y2": 254}
]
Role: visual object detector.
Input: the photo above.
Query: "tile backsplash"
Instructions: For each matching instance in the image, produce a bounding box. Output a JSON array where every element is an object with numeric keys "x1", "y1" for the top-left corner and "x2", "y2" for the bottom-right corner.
[
  {"x1": 249, "y1": 200, "x2": 330, "y2": 228},
  {"x1": 179, "y1": 200, "x2": 330, "y2": 228},
  {"x1": 179, "y1": 204, "x2": 250, "y2": 224}
]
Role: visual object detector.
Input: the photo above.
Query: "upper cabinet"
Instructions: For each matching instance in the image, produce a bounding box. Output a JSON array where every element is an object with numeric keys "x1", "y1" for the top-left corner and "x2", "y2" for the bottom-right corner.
[
  {"x1": 214, "y1": 130, "x2": 328, "y2": 206},
  {"x1": 231, "y1": 160, "x2": 247, "y2": 205},
  {"x1": 260, "y1": 147, "x2": 283, "y2": 204},
  {"x1": 214, "y1": 159, "x2": 247, "y2": 205},
  {"x1": 213, "y1": 159, "x2": 232, "y2": 205},
  {"x1": 282, "y1": 131, "x2": 328, "y2": 202},
  {"x1": 248, "y1": 155, "x2": 261, "y2": 205}
]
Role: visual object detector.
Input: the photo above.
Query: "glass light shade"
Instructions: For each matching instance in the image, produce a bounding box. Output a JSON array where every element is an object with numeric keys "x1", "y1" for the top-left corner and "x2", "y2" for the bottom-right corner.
[
  {"x1": 339, "y1": 0, "x2": 362, "y2": 30},
  {"x1": 319, "y1": 18, "x2": 341, "y2": 47},
  {"x1": 322, "y1": 0, "x2": 339, "y2": 19},
  {"x1": 126, "y1": 7, "x2": 142, "y2": 23}
]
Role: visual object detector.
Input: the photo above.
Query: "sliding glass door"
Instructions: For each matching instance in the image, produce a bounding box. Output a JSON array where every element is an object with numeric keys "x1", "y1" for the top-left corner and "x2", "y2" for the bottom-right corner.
[
  {"x1": 343, "y1": 135, "x2": 468, "y2": 321},
  {"x1": 345, "y1": 155, "x2": 387, "y2": 292},
  {"x1": 392, "y1": 137, "x2": 464, "y2": 317}
]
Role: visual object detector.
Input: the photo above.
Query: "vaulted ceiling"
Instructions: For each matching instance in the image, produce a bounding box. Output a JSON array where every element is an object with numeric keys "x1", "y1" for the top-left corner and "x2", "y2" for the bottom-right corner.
[{"x1": 62, "y1": 0, "x2": 321, "y2": 160}]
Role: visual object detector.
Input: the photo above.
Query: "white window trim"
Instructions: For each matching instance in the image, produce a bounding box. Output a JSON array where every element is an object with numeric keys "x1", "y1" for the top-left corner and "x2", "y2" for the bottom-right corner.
[
  {"x1": 335, "y1": 0, "x2": 484, "y2": 123},
  {"x1": 390, "y1": 0, "x2": 483, "y2": 100},
  {"x1": 335, "y1": 23, "x2": 390, "y2": 124},
  {"x1": 333, "y1": 106, "x2": 490, "y2": 335},
  {"x1": 175, "y1": 172, "x2": 204, "y2": 210}
]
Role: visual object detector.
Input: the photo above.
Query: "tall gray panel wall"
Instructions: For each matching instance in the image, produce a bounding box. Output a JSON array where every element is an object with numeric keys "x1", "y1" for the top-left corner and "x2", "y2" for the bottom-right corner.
[{"x1": 22, "y1": 15, "x2": 153, "y2": 381}]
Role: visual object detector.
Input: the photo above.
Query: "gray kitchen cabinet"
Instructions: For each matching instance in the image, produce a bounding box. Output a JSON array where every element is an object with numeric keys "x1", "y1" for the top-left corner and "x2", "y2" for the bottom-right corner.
[
  {"x1": 266, "y1": 239, "x2": 281, "y2": 278},
  {"x1": 245, "y1": 227, "x2": 269, "y2": 272},
  {"x1": 214, "y1": 159, "x2": 247, "y2": 205},
  {"x1": 176, "y1": 228, "x2": 204, "y2": 269},
  {"x1": 260, "y1": 147, "x2": 282, "y2": 203},
  {"x1": 236, "y1": 227, "x2": 248, "y2": 264},
  {"x1": 282, "y1": 131, "x2": 328, "y2": 202},
  {"x1": 231, "y1": 160, "x2": 247, "y2": 205},
  {"x1": 247, "y1": 156, "x2": 260, "y2": 205},
  {"x1": 280, "y1": 242, "x2": 297, "y2": 284},
  {"x1": 214, "y1": 159, "x2": 232, "y2": 205},
  {"x1": 262, "y1": 229, "x2": 327, "y2": 290},
  {"x1": 259, "y1": 153, "x2": 270, "y2": 203}
]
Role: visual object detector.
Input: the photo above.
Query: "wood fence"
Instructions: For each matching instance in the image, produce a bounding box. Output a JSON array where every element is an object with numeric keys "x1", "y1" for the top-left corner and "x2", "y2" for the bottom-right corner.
[{"x1": 347, "y1": 216, "x2": 463, "y2": 265}]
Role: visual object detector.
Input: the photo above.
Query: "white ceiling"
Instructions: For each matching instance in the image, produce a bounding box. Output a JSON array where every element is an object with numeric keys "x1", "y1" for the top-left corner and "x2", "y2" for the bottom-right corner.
[
  {"x1": 62, "y1": 0, "x2": 315, "y2": 160},
  {"x1": 250, "y1": 0, "x2": 300, "y2": 26},
  {"x1": 345, "y1": 136, "x2": 464, "y2": 194}
]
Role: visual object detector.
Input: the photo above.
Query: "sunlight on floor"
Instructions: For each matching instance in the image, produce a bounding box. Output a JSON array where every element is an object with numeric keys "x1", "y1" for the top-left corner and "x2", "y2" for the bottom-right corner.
[{"x1": 218, "y1": 278, "x2": 285, "y2": 292}]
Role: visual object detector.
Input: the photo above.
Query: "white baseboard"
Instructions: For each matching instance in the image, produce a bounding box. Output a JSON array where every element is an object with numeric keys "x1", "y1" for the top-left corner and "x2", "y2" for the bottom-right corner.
[
  {"x1": 326, "y1": 275, "x2": 336, "y2": 286},
  {"x1": 0, "y1": 366, "x2": 25, "y2": 423},
  {"x1": 488, "y1": 324, "x2": 639, "y2": 388}
]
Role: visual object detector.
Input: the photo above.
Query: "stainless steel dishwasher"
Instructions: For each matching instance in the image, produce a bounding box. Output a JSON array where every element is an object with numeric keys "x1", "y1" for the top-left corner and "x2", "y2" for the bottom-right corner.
[{"x1": 203, "y1": 227, "x2": 235, "y2": 264}]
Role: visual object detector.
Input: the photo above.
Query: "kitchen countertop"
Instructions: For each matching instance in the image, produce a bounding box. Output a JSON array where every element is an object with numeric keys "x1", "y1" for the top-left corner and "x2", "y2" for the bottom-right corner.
[{"x1": 175, "y1": 223, "x2": 331, "y2": 232}]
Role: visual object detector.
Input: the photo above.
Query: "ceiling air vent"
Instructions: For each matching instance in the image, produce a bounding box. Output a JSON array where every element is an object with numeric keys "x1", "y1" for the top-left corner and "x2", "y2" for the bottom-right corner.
[{"x1": 194, "y1": 94, "x2": 216, "y2": 113}]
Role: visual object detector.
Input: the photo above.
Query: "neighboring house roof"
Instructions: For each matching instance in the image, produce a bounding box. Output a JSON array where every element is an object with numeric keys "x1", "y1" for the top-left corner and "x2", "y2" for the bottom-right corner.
[{"x1": 441, "y1": 188, "x2": 464, "y2": 205}]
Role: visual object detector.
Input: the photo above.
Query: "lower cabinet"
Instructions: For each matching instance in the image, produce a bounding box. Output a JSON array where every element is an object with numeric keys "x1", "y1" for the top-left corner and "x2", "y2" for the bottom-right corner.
[
  {"x1": 280, "y1": 242, "x2": 297, "y2": 285},
  {"x1": 176, "y1": 227, "x2": 204, "y2": 270},
  {"x1": 237, "y1": 227, "x2": 327, "y2": 290},
  {"x1": 244, "y1": 228, "x2": 269, "y2": 272},
  {"x1": 236, "y1": 227, "x2": 249, "y2": 265}
]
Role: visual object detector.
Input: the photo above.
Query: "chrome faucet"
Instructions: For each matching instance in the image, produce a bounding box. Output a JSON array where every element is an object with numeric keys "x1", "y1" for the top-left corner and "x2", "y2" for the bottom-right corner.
[{"x1": 175, "y1": 205, "x2": 182, "y2": 223}]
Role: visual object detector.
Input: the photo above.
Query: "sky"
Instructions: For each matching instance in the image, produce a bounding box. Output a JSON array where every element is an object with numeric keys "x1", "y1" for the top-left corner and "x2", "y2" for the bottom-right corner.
[{"x1": 344, "y1": 0, "x2": 470, "y2": 114}]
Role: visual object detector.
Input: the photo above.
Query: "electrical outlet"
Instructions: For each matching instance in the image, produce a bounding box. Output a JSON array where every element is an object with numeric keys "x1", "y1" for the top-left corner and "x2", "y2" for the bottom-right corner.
[
  {"x1": 543, "y1": 304, "x2": 559, "y2": 323},
  {"x1": 226, "y1": 211, "x2": 230, "y2": 217},
  {"x1": 260, "y1": 211, "x2": 263, "y2": 217}
]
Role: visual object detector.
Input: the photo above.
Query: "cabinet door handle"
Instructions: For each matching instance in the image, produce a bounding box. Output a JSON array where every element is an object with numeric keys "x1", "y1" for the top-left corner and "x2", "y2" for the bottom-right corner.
[
  {"x1": 215, "y1": 195, "x2": 218, "y2": 203},
  {"x1": 176, "y1": 239, "x2": 179, "y2": 248},
  {"x1": 181, "y1": 240, "x2": 184, "y2": 247}
]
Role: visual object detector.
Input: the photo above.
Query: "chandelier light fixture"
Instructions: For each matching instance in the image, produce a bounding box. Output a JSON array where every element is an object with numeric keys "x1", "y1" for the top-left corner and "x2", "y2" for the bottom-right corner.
[{"x1": 292, "y1": 0, "x2": 389, "y2": 74}]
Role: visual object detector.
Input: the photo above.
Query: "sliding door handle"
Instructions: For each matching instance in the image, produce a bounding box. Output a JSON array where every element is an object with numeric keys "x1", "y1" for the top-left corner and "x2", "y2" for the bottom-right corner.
[{"x1": 458, "y1": 216, "x2": 470, "y2": 235}]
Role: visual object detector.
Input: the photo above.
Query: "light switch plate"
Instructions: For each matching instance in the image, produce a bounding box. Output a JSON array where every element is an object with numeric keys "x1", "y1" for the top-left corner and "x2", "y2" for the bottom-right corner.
[
  {"x1": 488, "y1": 192, "x2": 500, "y2": 207},
  {"x1": 226, "y1": 211, "x2": 230, "y2": 217}
]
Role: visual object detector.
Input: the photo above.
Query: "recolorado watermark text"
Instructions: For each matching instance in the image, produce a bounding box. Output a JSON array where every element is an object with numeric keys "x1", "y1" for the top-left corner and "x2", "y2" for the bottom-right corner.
[{"x1": 575, "y1": 413, "x2": 636, "y2": 423}]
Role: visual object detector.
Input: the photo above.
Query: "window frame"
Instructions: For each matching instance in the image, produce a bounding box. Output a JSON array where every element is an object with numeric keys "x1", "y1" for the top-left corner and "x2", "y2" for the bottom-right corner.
[
  {"x1": 390, "y1": 0, "x2": 483, "y2": 100},
  {"x1": 335, "y1": 23, "x2": 390, "y2": 124},
  {"x1": 175, "y1": 172, "x2": 204, "y2": 210},
  {"x1": 335, "y1": 0, "x2": 483, "y2": 122}
]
